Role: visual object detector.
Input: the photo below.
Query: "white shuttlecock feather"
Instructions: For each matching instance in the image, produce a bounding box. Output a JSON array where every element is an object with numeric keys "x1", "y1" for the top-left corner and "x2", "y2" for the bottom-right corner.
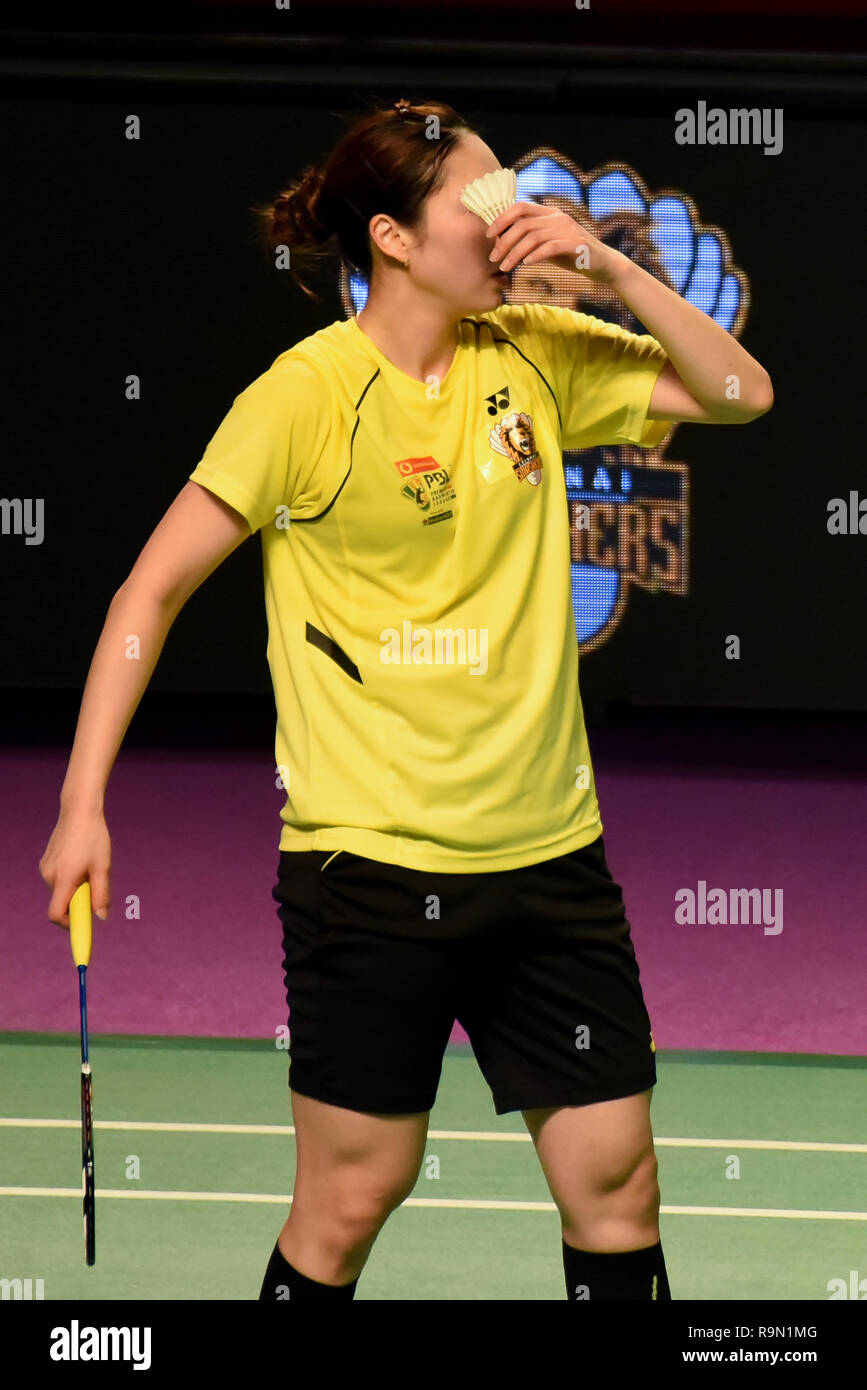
[{"x1": 459, "y1": 168, "x2": 517, "y2": 224}]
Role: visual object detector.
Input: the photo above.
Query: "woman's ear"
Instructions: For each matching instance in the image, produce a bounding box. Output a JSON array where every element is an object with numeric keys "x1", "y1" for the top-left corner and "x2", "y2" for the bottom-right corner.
[{"x1": 369, "y1": 211, "x2": 415, "y2": 267}]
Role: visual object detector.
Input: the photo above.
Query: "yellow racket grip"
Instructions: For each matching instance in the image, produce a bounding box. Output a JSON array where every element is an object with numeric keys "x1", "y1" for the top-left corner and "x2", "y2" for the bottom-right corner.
[{"x1": 69, "y1": 882, "x2": 93, "y2": 968}]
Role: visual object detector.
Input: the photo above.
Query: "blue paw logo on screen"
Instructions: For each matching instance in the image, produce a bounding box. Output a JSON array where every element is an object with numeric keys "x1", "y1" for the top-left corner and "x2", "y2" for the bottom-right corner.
[
  {"x1": 508, "y1": 145, "x2": 750, "y2": 649},
  {"x1": 339, "y1": 146, "x2": 750, "y2": 652}
]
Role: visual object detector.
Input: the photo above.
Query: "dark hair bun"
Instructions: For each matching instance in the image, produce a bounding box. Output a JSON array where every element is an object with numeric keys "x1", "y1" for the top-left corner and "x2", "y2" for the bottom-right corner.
[
  {"x1": 251, "y1": 98, "x2": 473, "y2": 303},
  {"x1": 273, "y1": 165, "x2": 331, "y2": 248}
]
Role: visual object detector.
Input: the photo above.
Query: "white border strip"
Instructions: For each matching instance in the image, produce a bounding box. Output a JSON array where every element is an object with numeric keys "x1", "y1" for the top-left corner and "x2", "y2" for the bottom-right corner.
[
  {"x1": 0, "y1": 1186, "x2": 864, "y2": 1219},
  {"x1": 0, "y1": 1118, "x2": 864, "y2": 1153}
]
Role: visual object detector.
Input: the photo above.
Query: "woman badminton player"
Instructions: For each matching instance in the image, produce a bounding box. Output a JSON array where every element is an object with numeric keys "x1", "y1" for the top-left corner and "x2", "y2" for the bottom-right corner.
[{"x1": 39, "y1": 97, "x2": 773, "y2": 1301}]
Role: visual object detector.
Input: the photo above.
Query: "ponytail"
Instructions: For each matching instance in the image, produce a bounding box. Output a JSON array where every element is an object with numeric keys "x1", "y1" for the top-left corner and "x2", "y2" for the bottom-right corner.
[
  {"x1": 253, "y1": 163, "x2": 335, "y2": 303},
  {"x1": 252, "y1": 97, "x2": 477, "y2": 303}
]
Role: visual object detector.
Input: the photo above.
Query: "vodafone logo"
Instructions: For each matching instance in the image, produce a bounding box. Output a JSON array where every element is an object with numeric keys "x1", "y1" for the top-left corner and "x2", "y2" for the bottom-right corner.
[{"x1": 394, "y1": 455, "x2": 439, "y2": 477}]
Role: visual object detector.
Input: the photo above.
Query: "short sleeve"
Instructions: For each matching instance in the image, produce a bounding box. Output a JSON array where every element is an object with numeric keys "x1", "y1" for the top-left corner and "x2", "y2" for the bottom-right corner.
[
  {"x1": 498, "y1": 302, "x2": 672, "y2": 451},
  {"x1": 188, "y1": 356, "x2": 337, "y2": 534}
]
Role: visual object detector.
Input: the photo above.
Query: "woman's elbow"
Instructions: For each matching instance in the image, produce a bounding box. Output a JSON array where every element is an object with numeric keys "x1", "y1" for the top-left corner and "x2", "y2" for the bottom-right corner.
[{"x1": 750, "y1": 372, "x2": 774, "y2": 418}]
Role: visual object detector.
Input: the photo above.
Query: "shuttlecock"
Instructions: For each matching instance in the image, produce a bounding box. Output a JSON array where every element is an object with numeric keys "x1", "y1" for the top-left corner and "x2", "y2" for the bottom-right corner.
[{"x1": 459, "y1": 168, "x2": 517, "y2": 225}]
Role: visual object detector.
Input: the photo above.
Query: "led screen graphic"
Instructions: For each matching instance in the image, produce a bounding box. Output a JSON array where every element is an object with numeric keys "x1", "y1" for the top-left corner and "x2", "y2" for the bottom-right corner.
[{"x1": 340, "y1": 144, "x2": 751, "y2": 653}]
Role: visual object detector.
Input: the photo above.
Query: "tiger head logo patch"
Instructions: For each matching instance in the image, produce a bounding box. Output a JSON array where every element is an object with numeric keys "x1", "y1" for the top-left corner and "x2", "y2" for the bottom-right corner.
[{"x1": 489, "y1": 411, "x2": 543, "y2": 486}]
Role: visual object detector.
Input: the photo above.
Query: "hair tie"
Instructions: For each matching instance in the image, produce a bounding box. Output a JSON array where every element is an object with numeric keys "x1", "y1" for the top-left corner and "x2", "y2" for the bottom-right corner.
[{"x1": 393, "y1": 98, "x2": 412, "y2": 116}]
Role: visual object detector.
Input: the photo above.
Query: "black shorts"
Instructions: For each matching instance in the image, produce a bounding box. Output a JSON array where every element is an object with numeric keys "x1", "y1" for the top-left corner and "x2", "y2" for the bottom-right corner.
[{"x1": 273, "y1": 834, "x2": 657, "y2": 1117}]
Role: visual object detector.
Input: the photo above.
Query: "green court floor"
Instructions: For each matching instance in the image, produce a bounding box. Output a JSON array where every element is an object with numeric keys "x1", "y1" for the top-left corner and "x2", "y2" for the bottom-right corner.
[{"x1": 1, "y1": 1034, "x2": 864, "y2": 1300}]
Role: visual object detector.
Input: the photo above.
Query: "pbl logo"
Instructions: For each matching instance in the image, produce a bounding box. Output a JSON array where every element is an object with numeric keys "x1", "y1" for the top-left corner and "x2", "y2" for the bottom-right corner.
[
  {"x1": 339, "y1": 144, "x2": 751, "y2": 653},
  {"x1": 394, "y1": 455, "x2": 457, "y2": 527}
]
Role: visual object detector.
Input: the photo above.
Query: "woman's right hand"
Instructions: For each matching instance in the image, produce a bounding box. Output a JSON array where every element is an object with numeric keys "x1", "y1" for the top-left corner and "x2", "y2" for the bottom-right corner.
[{"x1": 38, "y1": 808, "x2": 112, "y2": 929}]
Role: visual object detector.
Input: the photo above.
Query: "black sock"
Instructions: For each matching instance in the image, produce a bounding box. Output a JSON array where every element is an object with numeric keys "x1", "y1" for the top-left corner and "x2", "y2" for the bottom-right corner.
[
  {"x1": 562, "y1": 1237, "x2": 672, "y2": 1300},
  {"x1": 259, "y1": 1239, "x2": 359, "y2": 1301}
]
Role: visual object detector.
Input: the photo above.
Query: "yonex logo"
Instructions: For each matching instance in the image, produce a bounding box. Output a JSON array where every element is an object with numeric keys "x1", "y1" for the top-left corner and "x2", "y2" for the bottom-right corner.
[{"x1": 484, "y1": 385, "x2": 510, "y2": 415}]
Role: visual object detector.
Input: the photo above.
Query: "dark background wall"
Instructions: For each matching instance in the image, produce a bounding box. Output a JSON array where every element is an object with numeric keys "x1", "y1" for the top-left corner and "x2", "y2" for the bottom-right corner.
[{"x1": 2, "y1": 15, "x2": 865, "y2": 733}]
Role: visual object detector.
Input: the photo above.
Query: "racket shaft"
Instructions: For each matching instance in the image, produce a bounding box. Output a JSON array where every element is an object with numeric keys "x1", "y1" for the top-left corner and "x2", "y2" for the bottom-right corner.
[{"x1": 81, "y1": 1063, "x2": 95, "y2": 1264}]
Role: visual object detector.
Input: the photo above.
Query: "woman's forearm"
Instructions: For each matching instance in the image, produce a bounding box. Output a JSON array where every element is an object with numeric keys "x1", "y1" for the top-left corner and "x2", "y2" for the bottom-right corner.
[
  {"x1": 59, "y1": 582, "x2": 181, "y2": 814},
  {"x1": 608, "y1": 252, "x2": 773, "y2": 417}
]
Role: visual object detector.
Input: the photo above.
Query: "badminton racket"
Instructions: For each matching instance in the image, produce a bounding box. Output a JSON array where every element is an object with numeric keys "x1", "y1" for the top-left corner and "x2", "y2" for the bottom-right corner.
[{"x1": 69, "y1": 881, "x2": 95, "y2": 1266}]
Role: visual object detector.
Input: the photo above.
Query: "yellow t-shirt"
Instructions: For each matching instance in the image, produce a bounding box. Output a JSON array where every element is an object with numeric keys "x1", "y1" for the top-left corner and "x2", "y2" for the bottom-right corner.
[{"x1": 188, "y1": 302, "x2": 670, "y2": 871}]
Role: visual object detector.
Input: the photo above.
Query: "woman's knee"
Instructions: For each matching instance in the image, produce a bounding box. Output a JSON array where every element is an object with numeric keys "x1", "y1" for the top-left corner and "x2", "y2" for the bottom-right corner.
[
  {"x1": 294, "y1": 1163, "x2": 415, "y2": 1242},
  {"x1": 632, "y1": 1149, "x2": 661, "y2": 1212},
  {"x1": 573, "y1": 1145, "x2": 659, "y2": 1220},
  {"x1": 601, "y1": 1148, "x2": 660, "y2": 1222},
  {"x1": 561, "y1": 1151, "x2": 660, "y2": 1247},
  {"x1": 289, "y1": 1092, "x2": 428, "y2": 1230}
]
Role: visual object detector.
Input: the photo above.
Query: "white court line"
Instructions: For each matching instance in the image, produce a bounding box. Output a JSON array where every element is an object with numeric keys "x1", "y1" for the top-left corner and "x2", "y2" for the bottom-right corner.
[
  {"x1": 0, "y1": 1118, "x2": 865, "y2": 1153},
  {"x1": 0, "y1": 1186, "x2": 865, "y2": 1220}
]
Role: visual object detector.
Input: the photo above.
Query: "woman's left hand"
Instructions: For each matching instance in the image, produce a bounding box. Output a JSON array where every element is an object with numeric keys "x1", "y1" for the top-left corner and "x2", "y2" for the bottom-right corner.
[{"x1": 487, "y1": 201, "x2": 620, "y2": 282}]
